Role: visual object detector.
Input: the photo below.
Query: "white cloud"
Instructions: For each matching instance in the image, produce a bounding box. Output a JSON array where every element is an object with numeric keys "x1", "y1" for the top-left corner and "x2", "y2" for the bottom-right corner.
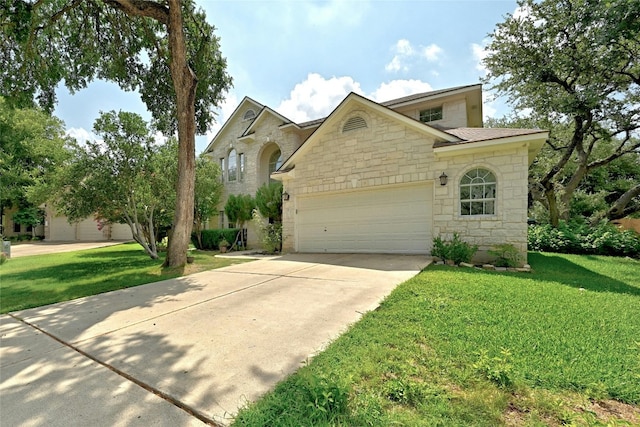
[
  {"x1": 369, "y1": 80, "x2": 433, "y2": 103},
  {"x1": 66, "y1": 127, "x2": 99, "y2": 145},
  {"x1": 385, "y1": 39, "x2": 443, "y2": 73},
  {"x1": 274, "y1": 74, "x2": 434, "y2": 122},
  {"x1": 471, "y1": 41, "x2": 489, "y2": 74},
  {"x1": 276, "y1": 73, "x2": 363, "y2": 122}
]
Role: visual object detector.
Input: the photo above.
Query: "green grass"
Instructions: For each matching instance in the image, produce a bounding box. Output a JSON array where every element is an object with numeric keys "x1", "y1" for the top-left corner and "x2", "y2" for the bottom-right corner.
[
  {"x1": 0, "y1": 243, "x2": 249, "y2": 313},
  {"x1": 233, "y1": 253, "x2": 640, "y2": 426}
]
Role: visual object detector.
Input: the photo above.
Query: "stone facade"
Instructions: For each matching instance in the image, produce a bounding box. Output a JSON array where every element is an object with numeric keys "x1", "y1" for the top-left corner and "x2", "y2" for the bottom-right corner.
[{"x1": 205, "y1": 85, "x2": 546, "y2": 264}]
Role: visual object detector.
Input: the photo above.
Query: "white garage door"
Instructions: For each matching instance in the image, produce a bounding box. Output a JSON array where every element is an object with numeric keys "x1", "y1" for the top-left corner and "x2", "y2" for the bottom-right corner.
[
  {"x1": 296, "y1": 183, "x2": 432, "y2": 254},
  {"x1": 77, "y1": 218, "x2": 106, "y2": 241},
  {"x1": 48, "y1": 216, "x2": 75, "y2": 241}
]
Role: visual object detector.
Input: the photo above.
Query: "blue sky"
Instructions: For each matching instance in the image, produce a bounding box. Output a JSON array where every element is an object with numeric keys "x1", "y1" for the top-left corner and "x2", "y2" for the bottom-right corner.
[{"x1": 54, "y1": 0, "x2": 521, "y2": 153}]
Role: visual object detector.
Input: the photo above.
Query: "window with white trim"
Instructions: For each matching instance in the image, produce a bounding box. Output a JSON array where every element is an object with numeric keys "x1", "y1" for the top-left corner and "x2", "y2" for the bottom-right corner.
[
  {"x1": 219, "y1": 158, "x2": 225, "y2": 182},
  {"x1": 419, "y1": 106, "x2": 443, "y2": 123},
  {"x1": 460, "y1": 168, "x2": 496, "y2": 216},
  {"x1": 243, "y1": 109, "x2": 256, "y2": 120},
  {"x1": 228, "y1": 149, "x2": 237, "y2": 181},
  {"x1": 239, "y1": 153, "x2": 245, "y2": 181}
]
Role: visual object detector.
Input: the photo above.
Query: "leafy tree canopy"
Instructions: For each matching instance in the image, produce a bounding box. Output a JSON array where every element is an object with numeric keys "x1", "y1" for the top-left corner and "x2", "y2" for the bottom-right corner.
[
  {"x1": 255, "y1": 182, "x2": 283, "y2": 223},
  {"x1": 483, "y1": 0, "x2": 640, "y2": 226},
  {"x1": 193, "y1": 156, "x2": 222, "y2": 248}
]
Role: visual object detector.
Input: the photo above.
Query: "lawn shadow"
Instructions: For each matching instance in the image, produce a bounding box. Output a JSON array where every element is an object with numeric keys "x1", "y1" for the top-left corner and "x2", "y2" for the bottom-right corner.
[{"x1": 527, "y1": 252, "x2": 640, "y2": 296}]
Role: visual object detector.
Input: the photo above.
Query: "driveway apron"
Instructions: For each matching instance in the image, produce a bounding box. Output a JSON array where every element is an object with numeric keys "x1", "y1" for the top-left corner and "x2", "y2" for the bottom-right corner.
[{"x1": 1, "y1": 253, "x2": 429, "y2": 426}]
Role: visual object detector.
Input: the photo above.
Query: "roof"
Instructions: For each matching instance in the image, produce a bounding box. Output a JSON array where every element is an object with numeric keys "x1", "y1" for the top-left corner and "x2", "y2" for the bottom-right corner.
[{"x1": 435, "y1": 127, "x2": 547, "y2": 147}]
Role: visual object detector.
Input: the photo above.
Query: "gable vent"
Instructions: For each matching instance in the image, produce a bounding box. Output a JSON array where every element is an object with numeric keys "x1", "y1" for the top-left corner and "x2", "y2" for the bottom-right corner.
[
  {"x1": 342, "y1": 116, "x2": 367, "y2": 132},
  {"x1": 243, "y1": 109, "x2": 256, "y2": 120}
]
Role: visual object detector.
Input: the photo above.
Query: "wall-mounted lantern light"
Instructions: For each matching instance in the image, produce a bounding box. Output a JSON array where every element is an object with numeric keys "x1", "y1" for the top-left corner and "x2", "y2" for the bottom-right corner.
[
  {"x1": 282, "y1": 192, "x2": 290, "y2": 201},
  {"x1": 439, "y1": 172, "x2": 448, "y2": 186}
]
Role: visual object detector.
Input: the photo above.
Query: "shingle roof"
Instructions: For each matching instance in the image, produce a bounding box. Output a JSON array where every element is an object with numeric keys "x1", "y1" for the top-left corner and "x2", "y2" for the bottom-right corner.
[
  {"x1": 434, "y1": 127, "x2": 547, "y2": 147},
  {"x1": 380, "y1": 84, "x2": 480, "y2": 107}
]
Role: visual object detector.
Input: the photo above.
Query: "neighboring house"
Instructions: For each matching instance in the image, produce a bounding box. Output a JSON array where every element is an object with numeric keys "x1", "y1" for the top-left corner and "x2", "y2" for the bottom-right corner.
[
  {"x1": 1, "y1": 205, "x2": 132, "y2": 242},
  {"x1": 204, "y1": 84, "x2": 548, "y2": 263}
]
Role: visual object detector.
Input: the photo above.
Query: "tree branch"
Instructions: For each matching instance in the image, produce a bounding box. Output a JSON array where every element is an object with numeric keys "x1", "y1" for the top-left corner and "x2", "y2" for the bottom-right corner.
[
  {"x1": 104, "y1": 0, "x2": 169, "y2": 25},
  {"x1": 607, "y1": 183, "x2": 640, "y2": 220}
]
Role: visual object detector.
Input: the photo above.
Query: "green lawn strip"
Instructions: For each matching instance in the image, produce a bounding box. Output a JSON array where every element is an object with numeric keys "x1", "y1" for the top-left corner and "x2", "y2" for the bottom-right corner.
[
  {"x1": 0, "y1": 243, "x2": 250, "y2": 313},
  {"x1": 233, "y1": 253, "x2": 640, "y2": 426}
]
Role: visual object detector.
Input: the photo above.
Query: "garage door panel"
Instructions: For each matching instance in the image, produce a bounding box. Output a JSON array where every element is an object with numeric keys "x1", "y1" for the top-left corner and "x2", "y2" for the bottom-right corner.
[{"x1": 297, "y1": 183, "x2": 432, "y2": 254}]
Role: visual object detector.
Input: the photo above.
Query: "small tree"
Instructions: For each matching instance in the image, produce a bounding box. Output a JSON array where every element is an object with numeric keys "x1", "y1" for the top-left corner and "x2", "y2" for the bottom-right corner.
[
  {"x1": 255, "y1": 182, "x2": 283, "y2": 223},
  {"x1": 193, "y1": 157, "x2": 223, "y2": 249},
  {"x1": 224, "y1": 194, "x2": 255, "y2": 247},
  {"x1": 12, "y1": 206, "x2": 44, "y2": 238}
]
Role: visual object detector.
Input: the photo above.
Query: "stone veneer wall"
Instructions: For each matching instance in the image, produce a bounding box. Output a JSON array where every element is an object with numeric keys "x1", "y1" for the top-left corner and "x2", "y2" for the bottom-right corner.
[{"x1": 281, "y1": 103, "x2": 530, "y2": 263}]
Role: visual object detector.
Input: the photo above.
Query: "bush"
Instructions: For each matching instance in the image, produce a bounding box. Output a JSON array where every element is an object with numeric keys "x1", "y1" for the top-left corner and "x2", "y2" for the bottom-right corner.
[
  {"x1": 192, "y1": 228, "x2": 240, "y2": 250},
  {"x1": 252, "y1": 210, "x2": 281, "y2": 254},
  {"x1": 528, "y1": 221, "x2": 640, "y2": 258},
  {"x1": 488, "y1": 244, "x2": 522, "y2": 267},
  {"x1": 432, "y1": 233, "x2": 478, "y2": 264}
]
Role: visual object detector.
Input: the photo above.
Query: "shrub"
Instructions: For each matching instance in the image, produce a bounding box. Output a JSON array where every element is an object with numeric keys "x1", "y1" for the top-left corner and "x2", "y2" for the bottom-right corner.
[
  {"x1": 528, "y1": 221, "x2": 640, "y2": 258},
  {"x1": 488, "y1": 243, "x2": 522, "y2": 267},
  {"x1": 193, "y1": 228, "x2": 240, "y2": 250},
  {"x1": 432, "y1": 233, "x2": 478, "y2": 264},
  {"x1": 252, "y1": 210, "x2": 281, "y2": 254}
]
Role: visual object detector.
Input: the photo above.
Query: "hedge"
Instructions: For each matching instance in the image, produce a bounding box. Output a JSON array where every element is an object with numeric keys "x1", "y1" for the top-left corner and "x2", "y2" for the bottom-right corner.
[
  {"x1": 192, "y1": 228, "x2": 241, "y2": 250},
  {"x1": 528, "y1": 221, "x2": 640, "y2": 258}
]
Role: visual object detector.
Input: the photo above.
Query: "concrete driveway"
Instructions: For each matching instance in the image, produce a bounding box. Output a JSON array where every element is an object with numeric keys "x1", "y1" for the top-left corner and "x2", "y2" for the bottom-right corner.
[{"x1": 0, "y1": 253, "x2": 430, "y2": 426}]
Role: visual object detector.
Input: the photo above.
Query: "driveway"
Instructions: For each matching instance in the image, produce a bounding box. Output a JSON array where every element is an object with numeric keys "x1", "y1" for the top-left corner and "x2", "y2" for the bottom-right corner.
[
  {"x1": 0, "y1": 253, "x2": 430, "y2": 426},
  {"x1": 7, "y1": 240, "x2": 129, "y2": 258}
]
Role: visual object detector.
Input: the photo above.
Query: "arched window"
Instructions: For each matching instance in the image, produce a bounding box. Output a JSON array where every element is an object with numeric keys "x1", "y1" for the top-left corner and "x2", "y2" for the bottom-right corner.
[
  {"x1": 269, "y1": 149, "x2": 283, "y2": 183},
  {"x1": 228, "y1": 149, "x2": 237, "y2": 181},
  {"x1": 460, "y1": 168, "x2": 496, "y2": 215}
]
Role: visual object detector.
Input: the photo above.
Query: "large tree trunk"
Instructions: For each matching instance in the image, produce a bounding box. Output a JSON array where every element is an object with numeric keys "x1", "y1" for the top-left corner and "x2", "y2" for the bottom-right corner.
[
  {"x1": 607, "y1": 184, "x2": 640, "y2": 221},
  {"x1": 164, "y1": 0, "x2": 198, "y2": 267}
]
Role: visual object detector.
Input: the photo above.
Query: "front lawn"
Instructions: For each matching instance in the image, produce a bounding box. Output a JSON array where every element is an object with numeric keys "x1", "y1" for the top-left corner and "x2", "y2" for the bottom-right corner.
[
  {"x1": 233, "y1": 253, "x2": 640, "y2": 426},
  {"x1": 0, "y1": 243, "x2": 249, "y2": 313}
]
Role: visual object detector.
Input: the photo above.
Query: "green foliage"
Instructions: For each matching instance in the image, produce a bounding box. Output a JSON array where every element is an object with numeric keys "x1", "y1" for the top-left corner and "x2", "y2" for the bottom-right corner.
[
  {"x1": 251, "y1": 210, "x2": 282, "y2": 254},
  {"x1": 12, "y1": 207, "x2": 44, "y2": 228},
  {"x1": 473, "y1": 348, "x2": 515, "y2": 389},
  {"x1": 193, "y1": 229, "x2": 239, "y2": 250},
  {"x1": 1, "y1": 1, "x2": 232, "y2": 136},
  {"x1": 528, "y1": 221, "x2": 640, "y2": 257},
  {"x1": 193, "y1": 157, "x2": 223, "y2": 247},
  {"x1": 488, "y1": 244, "x2": 522, "y2": 267},
  {"x1": 224, "y1": 194, "x2": 255, "y2": 229},
  {"x1": 255, "y1": 182, "x2": 283, "y2": 223},
  {"x1": 0, "y1": 252, "x2": 7, "y2": 265},
  {"x1": 432, "y1": 233, "x2": 478, "y2": 264}
]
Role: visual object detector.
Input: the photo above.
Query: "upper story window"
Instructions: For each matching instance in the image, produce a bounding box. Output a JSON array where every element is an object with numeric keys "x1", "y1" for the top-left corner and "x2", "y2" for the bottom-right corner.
[
  {"x1": 419, "y1": 106, "x2": 443, "y2": 123},
  {"x1": 219, "y1": 157, "x2": 225, "y2": 182},
  {"x1": 342, "y1": 116, "x2": 367, "y2": 132},
  {"x1": 228, "y1": 149, "x2": 237, "y2": 181},
  {"x1": 460, "y1": 168, "x2": 496, "y2": 216},
  {"x1": 269, "y1": 149, "x2": 283, "y2": 183},
  {"x1": 239, "y1": 153, "x2": 245, "y2": 181},
  {"x1": 243, "y1": 109, "x2": 256, "y2": 120}
]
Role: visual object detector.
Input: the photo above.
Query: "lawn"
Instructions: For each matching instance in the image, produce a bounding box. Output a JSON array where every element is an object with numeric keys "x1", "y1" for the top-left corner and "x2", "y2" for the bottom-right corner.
[
  {"x1": 233, "y1": 253, "x2": 640, "y2": 426},
  {"x1": 0, "y1": 243, "x2": 249, "y2": 313}
]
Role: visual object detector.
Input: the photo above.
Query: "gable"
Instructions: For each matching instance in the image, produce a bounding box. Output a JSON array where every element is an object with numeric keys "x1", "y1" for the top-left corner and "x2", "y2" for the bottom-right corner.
[{"x1": 203, "y1": 96, "x2": 263, "y2": 153}]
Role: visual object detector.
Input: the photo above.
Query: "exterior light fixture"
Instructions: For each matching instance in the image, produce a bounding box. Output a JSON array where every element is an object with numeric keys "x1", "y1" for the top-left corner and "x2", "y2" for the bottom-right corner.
[
  {"x1": 282, "y1": 192, "x2": 290, "y2": 201},
  {"x1": 439, "y1": 172, "x2": 448, "y2": 186}
]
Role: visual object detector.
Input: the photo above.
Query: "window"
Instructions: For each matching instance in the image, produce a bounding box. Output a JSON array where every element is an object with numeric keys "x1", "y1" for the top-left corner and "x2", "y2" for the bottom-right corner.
[
  {"x1": 269, "y1": 149, "x2": 283, "y2": 183},
  {"x1": 239, "y1": 153, "x2": 245, "y2": 181},
  {"x1": 13, "y1": 222, "x2": 21, "y2": 233},
  {"x1": 460, "y1": 168, "x2": 496, "y2": 216},
  {"x1": 219, "y1": 211, "x2": 225, "y2": 229},
  {"x1": 243, "y1": 109, "x2": 256, "y2": 120},
  {"x1": 342, "y1": 116, "x2": 367, "y2": 132},
  {"x1": 228, "y1": 149, "x2": 237, "y2": 181},
  {"x1": 219, "y1": 158, "x2": 225, "y2": 182},
  {"x1": 419, "y1": 106, "x2": 443, "y2": 123}
]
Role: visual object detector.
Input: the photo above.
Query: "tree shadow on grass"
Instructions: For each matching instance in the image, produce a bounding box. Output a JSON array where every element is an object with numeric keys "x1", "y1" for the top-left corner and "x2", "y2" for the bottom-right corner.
[{"x1": 527, "y1": 252, "x2": 640, "y2": 296}]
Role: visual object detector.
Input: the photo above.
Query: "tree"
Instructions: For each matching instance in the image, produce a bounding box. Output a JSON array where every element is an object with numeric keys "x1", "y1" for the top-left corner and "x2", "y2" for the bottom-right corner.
[
  {"x1": 255, "y1": 182, "x2": 283, "y2": 223},
  {"x1": 47, "y1": 111, "x2": 176, "y2": 259},
  {"x1": 193, "y1": 157, "x2": 223, "y2": 249},
  {"x1": 12, "y1": 206, "x2": 44, "y2": 238},
  {"x1": 224, "y1": 194, "x2": 254, "y2": 246},
  {"x1": 0, "y1": 97, "x2": 71, "y2": 223},
  {"x1": 1, "y1": 1, "x2": 232, "y2": 266},
  {"x1": 483, "y1": 0, "x2": 640, "y2": 226}
]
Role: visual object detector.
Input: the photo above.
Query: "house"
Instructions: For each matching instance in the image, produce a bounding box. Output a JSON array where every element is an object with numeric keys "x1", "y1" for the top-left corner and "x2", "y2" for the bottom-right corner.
[
  {"x1": 204, "y1": 84, "x2": 548, "y2": 263},
  {"x1": 1, "y1": 205, "x2": 132, "y2": 242}
]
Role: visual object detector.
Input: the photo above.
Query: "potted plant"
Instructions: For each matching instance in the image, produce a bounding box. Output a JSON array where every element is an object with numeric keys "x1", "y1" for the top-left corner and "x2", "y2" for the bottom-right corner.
[{"x1": 219, "y1": 238, "x2": 230, "y2": 253}]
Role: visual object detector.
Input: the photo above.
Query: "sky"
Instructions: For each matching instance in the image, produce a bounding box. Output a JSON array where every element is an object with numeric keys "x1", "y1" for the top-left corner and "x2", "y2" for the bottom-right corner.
[{"x1": 53, "y1": 0, "x2": 522, "y2": 154}]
